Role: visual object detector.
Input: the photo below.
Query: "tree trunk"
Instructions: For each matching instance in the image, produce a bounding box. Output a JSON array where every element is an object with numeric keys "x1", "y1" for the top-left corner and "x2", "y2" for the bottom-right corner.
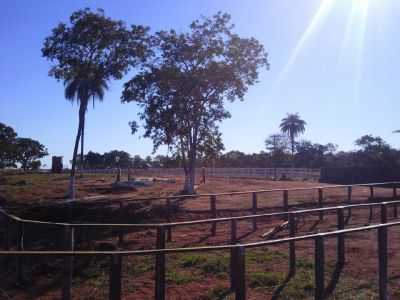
[
  {"x1": 183, "y1": 168, "x2": 191, "y2": 193},
  {"x1": 68, "y1": 105, "x2": 85, "y2": 199},
  {"x1": 182, "y1": 150, "x2": 197, "y2": 194},
  {"x1": 291, "y1": 135, "x2": 295, "y2": 168},
  {"x1": 186, "y1": 140, "x2": 197, "y2": 194},
  {"x1": 80, "y1": 116, "x2": 85, "y2": 176},
  {"x1": 188, "y1": 160, "x2": 196, "y2": 194},
  {"x1": 183, "y1": 165, "x2": 196, "y2": 194}
]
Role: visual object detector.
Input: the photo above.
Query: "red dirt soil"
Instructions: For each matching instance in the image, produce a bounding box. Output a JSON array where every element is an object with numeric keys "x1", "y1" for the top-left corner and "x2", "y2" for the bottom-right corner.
[{"x1": 0, "y1": 173, "x2": 398, "y2": 299}]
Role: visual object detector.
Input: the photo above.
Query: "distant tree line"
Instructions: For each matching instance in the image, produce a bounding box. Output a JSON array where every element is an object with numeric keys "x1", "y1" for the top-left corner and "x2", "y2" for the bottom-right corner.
[
  {"x1": 0, "y1": 122, "x2": 48, "y2": 170},
  {"x1": 213, "y1": 135, "x2": 400, "y2": 170},
  {"x1": 80, "y1": 150, "x2": 182, "y2": 169},
  {"x1": 80, "y1": 133, "x2": 400, "y2": 172}
]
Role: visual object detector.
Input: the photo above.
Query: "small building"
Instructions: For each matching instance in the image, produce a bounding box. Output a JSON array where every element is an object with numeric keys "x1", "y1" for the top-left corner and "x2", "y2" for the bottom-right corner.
[{"x1": 51, "y1": 156, "x2": 63, "y2": 173}]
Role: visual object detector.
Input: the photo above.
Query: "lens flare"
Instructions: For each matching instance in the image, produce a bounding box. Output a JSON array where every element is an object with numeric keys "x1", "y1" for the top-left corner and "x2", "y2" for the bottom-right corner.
[
  {"x1": 353, "y1": 0, "x2": 369, "y2": 103},
  {"x1": 269, "y1": 0, "x2": 371, "y2": 104},
  {"x1": 275, "y1": 0, "x2": 335, "y2": 86},
  {"x1": 340, "y1": 0, "x2": 369, "y2": 103}
]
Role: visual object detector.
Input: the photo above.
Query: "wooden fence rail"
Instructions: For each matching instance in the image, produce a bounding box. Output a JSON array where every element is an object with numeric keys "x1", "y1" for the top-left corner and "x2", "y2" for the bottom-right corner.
[
  {"x1": 51, "y1": 181, "x2": 400, "y2": 207},
  {"x1": 1, "y1": 181, "x2": 400, "y2": 299},
  {"x1": 1, "y1": 220, "x2": 400, "y2": 300}
]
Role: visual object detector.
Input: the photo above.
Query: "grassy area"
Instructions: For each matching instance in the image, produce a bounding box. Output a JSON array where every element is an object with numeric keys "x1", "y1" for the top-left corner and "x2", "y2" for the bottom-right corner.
[{"x1": 103, "y1": 249, "x2": 378, "y2": 299}]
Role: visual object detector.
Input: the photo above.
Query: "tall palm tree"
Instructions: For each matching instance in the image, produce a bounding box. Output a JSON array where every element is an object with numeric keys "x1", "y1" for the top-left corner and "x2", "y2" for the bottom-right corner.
[
  {"x1": 280, "y1": 113, "x2": 307, "y2": 161},
  {"x1": 64, "y1": 71, "x2": 108, "y2": 198}
]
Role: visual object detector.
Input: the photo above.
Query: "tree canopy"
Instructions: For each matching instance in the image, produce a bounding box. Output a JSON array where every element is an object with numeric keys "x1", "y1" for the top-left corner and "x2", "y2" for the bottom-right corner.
[
  {"x1": 0, "y1": 123, "x2": 48, "y2": 170},
  {"x1": 122, "y1": 12, "x2": 269, "y2": 192},
  {"x1": 81, "y1": 150, "x2": 132, "y2": 169},
  {"x1": 42, "y1": 8, "x2": 151, "y2": 197},
  {"x1": 42, "y1": 8, "x2": 150, "y2": 83},
  {"x1": 15, "y1": 138, "x2": 48, "y2": 170},
  {"x1": 0, "y1": 123, "x2": 17, "y2": 168}
]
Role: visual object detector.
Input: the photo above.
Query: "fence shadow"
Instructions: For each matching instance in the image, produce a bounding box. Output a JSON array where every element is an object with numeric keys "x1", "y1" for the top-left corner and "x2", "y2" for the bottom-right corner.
[
  {"x1": 325, "y1": 262, "x2": 344, "y2": 297},
  {"x1": 308, "y1": 219, "x2": 321, "y2": 232},
  {"x1": 271, "y1": 271, "x2": 295, "y2": 300}
]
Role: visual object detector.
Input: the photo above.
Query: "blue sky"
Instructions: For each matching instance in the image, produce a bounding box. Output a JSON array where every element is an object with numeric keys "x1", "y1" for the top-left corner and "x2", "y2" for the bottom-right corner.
[{"x1": 1, "y1": 0, "x2": 400, "y2": 167}]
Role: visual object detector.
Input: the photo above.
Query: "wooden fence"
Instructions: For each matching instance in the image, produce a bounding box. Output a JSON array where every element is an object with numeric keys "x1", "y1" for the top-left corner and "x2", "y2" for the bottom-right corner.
[
  {"x1": 1, "y1": 181, "x2": 400, "y2": 300},
  {"x1": 84, "y1": 167, "x2": 321, "y2": 180}
]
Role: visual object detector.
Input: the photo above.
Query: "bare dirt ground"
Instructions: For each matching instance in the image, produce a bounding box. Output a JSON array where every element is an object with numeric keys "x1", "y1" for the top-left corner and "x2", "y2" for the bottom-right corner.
[{"x1": 0, "y1": 172, "x2": 398, "y2": 299}]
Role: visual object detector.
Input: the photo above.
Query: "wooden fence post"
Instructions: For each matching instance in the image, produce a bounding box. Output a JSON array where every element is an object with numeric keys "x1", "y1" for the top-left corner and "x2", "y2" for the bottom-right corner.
[
  {"x1": 118, "y1": 202, "x2": 124, "y2": 246},
  {"x1": 378, "y1": 226, "x2": 388, "y2": 300},
  {"x1": 252, "y1": 193, "x2": 258, "y2": 231},
  {"x1": 3, "y1": 216, "x2": 9, "y2": 268},
  {"x1": 166, "y1": 199, "x2": 172, "y2": 242},
  {"x1": 288, "y1": 213, "x2": 296, "y2": 275},
  {"x1": 62, "y1": 226, "x2": 74, "y2": 300},
  {"x1": 283, "y1": 190, "x2": 289, "y2": 221},
  {"x1": 155, "y1": 227, "x2": 166, "y2": 300},
  {"x1": 381, "y1": 203, "x2": 387, "y2": 224},
  {"x1": 210, "y1": 196, "x2": 217, "y2": 235},
  {"x1": 230, "y1": 246, "x2": 237, "y2": 292},
  {"x1": 337, "y1": 207, "x2": 345, "y2": 266},
  {"x1": 347, "y1": 186, "x2": 352, "y2": 218},
  {"x1": 369, "y1": 205, "x2": 374, "y2": 222},
  {"x1": 3, "y1": 216, "x2": 9, "y2": 250},
  {"x1": 315, "y1": 235, "x2": 325, "y2": 300},
  {"x1": 393, "y1": 187, "x2": 398, "y2": 218},
  {"x1": 231, "y1": 219, "x2": 237, "y2": 244},
  {"x1": 229, "y1": 218, "x2": 239, "y2": 292},
  {"x1": 233, "y1": 246, "x2": 246, "y2": 300},
  {"x1": 16, "y1": 221, "x2": 24, "y2": 284},
  {"x1": 318, "y1": 189, "x2": 323, "y2": 221},
  {"x1": 347, "y1": 186, "x2": 352, "y2": 203},
  {"x1": 109, "y1": 254, "x2": 122, "y2": 300}
]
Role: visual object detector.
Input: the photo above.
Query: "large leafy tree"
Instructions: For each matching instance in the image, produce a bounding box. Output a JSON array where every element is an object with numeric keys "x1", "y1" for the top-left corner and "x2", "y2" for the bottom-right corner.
[
  {"x1": 355, "y1": 135, "x2": 389, "y2": 152},
  {"x1": 295, "y1": 140, "x2": 337, "y2": 168},
  {"x1": 279, "y1": 113, "x2": 307, "y2": 160},
  {"x1": 42, "y1": 8, "x2": 150, "y2": 198},
  {"x1": 354, "y1": 135, "x2": 396, "y2": 167},
  {"x1": 122, "y1": 12, "x2": 269, "y2": 193},
  {"x1": 0, "y1": 122, "x2": 17, "y2": 168},
  {"x1": 84, "y1": 151, "x2": 104, "y2": 169},
  {"x1": 103, "y1": 150, "x2": 132, "y2": 168},
  {"x1": 14, "y1": 138, "x2": 48, "y2": 171}
]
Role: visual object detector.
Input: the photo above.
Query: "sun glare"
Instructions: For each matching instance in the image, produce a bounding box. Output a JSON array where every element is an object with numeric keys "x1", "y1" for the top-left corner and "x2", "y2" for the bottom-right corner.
[
  {"x1": 355, "y1": 0, "x2": 369, "y2": 11},
  {"x1": 274, "y1": 0, "x2": 334, "y2": 87},
  {"x1": 272, "y1": 0, "x2": 371, "y2": 102},
  {"x1": 340, "y1": 0, "x2": 369, "y2": 103}
]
